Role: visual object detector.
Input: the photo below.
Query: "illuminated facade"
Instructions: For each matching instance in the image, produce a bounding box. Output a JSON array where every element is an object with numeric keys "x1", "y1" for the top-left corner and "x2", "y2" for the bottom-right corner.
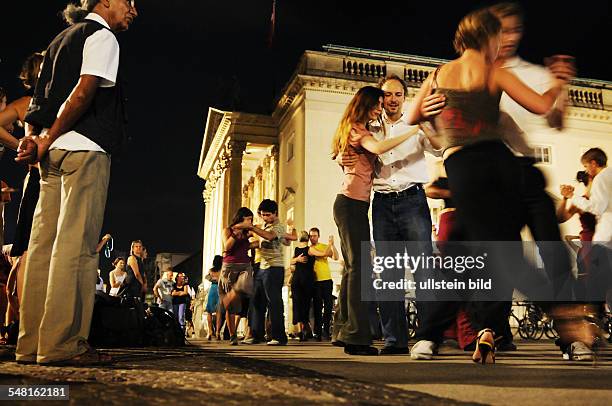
[{"x1": 197, "y1": 45, "x2": 612, "y2": 326}]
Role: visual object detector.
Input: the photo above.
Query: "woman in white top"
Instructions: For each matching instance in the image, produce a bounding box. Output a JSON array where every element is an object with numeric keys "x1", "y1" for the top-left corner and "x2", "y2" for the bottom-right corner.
[{"x1": 109, "y1": 257, "x2": 127, "y2": 296}]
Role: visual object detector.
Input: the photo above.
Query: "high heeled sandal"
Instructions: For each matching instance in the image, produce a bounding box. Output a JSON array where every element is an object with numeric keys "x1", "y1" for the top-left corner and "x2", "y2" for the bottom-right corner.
[{"x1": 472, "y1": 328, "x2": 497, "y2": 365}]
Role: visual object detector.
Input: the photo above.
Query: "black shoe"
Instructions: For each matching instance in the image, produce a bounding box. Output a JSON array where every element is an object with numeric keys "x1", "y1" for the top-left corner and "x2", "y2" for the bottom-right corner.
[
  {"x1": 380, "y1": 346, "x2": 410, "y2": 355},
  {"x1": 344, "y1": 344, "x2": 379, "y2": 356},
  {"x1": 331, "y1": 339, "x2": 345, "y2": 347},
  {"x1": 313, "y1": 334, "x2": 323, "y2": 342},
  {"x1": 497, "y1": 341, "x2": 517, "y2": 352}
]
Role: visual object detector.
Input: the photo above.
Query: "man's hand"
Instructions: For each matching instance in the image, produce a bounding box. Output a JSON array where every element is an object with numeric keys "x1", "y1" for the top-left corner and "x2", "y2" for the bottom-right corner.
[
  {"x1": 295, "y1": 254, "x2": 307, "y2": 263},
  {"x1": 232, "y1": 221, "x2": 252, "y2": 231},
  {"x1": 15, "y1": 136, "x2": 39, "y2": 164},
  {"x1": 421, "y1": 94, "x2": 446, "y2": 118},
  {"x1": 560, "y1": 184, "x2": 575, "y2": 199},
  {"x1": 545, "y1": 55, "x2": 576, "y2": 83},
  {"x1": 328, "y1": 235, "x2": 334, "y2": 245},
  {"x1": 336, "y1": 150, "x2": 358, "y2": 168}
]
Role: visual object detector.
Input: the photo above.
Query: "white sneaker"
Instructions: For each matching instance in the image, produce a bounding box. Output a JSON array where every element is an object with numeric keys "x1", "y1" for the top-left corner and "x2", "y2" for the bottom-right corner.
[
  {"x1": 266, "y1": 339, "x2": 286, "y2": 346},
  {"x1": 568, "y1": 341, "x2": 594, "y2": 361},
  {"x1": 410, "y1": 340, "x2": 437, "y2": 360}
]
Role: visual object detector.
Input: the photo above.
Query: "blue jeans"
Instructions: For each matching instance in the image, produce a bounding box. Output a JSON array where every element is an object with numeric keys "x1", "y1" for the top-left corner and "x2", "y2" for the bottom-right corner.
[
  {"x1": 372, "y1": 187, "x2": 432, "y2": 348},
  {"x1": 249, "y1": 266, "x2": 287, "y2": 342},
  {"x1": 172, "y1": 303, "x2": 186, "y2": 330}
]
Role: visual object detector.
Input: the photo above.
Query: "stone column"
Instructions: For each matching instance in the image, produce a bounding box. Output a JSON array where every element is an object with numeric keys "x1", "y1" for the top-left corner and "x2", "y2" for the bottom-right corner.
[
  {"x1": 247, "y1": 177, "x2": 255, "y2": 213},
  {"x1": 226, "y1": 140, "x2": 247, "y2": 224},
  {"x1": 255, "y1": 166, "x2": 264, "y2": 204},
  {"x1": 262, "y1": 157, "x2": 270, "y2": 200},
  {"x1": 270, "y1": 145, "x2": 279, "y2": 201}
]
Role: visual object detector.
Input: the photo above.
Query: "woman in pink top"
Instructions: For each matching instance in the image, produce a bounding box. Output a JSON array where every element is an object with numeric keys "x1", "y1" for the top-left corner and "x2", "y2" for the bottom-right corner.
[
  {"x1": 221, "y1": 207, "x2": 258, "y2": 345},
  {"x1": 330, "y1": 86, "x2": 419, "y2": 356}
]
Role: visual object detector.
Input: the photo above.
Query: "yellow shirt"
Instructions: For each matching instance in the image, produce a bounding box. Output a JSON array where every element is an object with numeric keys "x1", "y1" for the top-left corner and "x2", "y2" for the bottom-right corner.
[{"x1": 313, "y1": 243, "x2": 332, "y2": 281}]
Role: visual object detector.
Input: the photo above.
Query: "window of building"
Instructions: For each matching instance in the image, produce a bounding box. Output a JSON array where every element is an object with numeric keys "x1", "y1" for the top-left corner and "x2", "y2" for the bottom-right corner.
[
  {"x1": 287, "y1": 133, "x2": 295, "y2": 162},
  {"x1": 533, "y1": 145, "x2": 552, "y2": 165}
]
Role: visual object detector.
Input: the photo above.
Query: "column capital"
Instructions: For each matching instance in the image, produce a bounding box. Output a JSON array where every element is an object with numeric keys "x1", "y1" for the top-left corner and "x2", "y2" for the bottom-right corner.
[{"x1": 228, "y1": 140, "x2": 247, "y2": 159}]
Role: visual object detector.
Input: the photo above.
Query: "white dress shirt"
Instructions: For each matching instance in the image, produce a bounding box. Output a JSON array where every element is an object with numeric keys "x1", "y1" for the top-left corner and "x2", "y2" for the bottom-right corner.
[
  {"x1": 571, "y1": 167, "x2": 612, "y2": 244},
  {"x1": 372, "y1": 112, "x2": 442, "y2": 193},
  {"x1": 499, "y1": 56, "x2": 554, "y2": 135},
  {"x1": 49, "y1": 13, "x2": 120, "y2": 153}
]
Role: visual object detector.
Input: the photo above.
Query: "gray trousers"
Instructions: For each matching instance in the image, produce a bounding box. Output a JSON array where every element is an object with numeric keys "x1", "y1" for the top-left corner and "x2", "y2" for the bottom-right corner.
[
  {"x1": 16, "y1": 150, "x2": 110, "y2": 363},
  {"x1": 332, "y1": 194, "x2": 372, "y2": 346}
]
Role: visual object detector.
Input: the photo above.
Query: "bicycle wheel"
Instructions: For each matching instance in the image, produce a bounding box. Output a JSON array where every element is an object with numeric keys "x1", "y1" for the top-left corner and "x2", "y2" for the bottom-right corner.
[
  {"x1": 531, "y1": 321, "x2": 545, "y2": 340},
  {"x1": 544, "y1": 323, "x2": 559, "y2": 339},
  {"x1": 518, "y1": 318, "x2": 532, "y2": 339}
]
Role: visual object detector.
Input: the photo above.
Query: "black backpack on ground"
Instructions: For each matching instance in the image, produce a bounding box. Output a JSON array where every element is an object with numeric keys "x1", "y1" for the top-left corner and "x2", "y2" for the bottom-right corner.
[
  {"x1": 89, "y1": 291, "x2": 145, "y2": 347},
  {"x1": 144, "y1": 305, "x2": 185, "y2": 347}
]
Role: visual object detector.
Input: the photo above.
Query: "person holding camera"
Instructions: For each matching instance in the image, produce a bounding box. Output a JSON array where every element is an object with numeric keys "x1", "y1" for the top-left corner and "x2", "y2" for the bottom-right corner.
[{"x1": 561, "y1": 148, "x2": 611, "y2": 246}]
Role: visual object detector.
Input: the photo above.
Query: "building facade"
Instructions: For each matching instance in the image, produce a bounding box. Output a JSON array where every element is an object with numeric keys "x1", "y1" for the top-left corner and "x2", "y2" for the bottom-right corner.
[{"x1": 197, "y1": 45, "x2": 612, "y2": 311}]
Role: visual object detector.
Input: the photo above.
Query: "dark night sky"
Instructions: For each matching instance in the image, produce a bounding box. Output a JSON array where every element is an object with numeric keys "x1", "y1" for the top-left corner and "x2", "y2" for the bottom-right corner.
[{"x1": 1, "y1": 0, "x2": 610, "y2": 259}]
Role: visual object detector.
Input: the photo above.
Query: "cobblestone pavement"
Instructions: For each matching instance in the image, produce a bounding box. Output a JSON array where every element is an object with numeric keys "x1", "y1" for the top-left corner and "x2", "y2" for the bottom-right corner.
[
  {"x1": 0, "y1": 339, "x2": 610, "y2": 405},
  {"x1": 0, "y1": 343, "x2": 473, "y2": 405}
]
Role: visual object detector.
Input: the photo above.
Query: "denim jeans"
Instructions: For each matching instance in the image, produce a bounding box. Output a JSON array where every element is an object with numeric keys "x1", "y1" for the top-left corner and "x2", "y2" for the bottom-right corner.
[
  {"x1": 372, "y1": 187, "x2": 432, "y2": 348},
  {"x1": 249, "y1": 266, "x2": 287, "y2": 342},
  {"x1": 173, "y1": 303, "x2": 186, "y2": 330}
]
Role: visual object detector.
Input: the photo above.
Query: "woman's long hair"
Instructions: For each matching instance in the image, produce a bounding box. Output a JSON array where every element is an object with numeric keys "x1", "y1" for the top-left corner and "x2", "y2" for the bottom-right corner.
[
  {"x1": 453, "y1": 8, "x2": 501, "y2": 54},
  {"x1": 19, "y1": 52, "x2": 44, "y2": 90},
  {"x1": 331, "y1": 86, "x2": 384, "y2": 159}
]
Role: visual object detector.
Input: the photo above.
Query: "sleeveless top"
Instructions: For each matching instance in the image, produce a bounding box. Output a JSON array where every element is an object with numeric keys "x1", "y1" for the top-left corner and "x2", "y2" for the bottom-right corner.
[
  {"x1": 293, "y1": 246, "x2": 315, "y2": 286},
  {"x1": 109, "y1": 272, "x2": 127, "y2": 296},
  {"x1": 223, "y1": 232, "x2": 251, "y2": 263},
  {"x1": 430, "y1": 66, "x2": 502, "y2": 152},
  {"x1": 172, "y1": 283, "x2": 187, "y2": 305}
]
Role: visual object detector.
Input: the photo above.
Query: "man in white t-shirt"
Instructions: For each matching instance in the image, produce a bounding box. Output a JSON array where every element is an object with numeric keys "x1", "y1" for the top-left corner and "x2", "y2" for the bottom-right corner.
[
  {"x1": 15, "y1": 0, "x2": 138, "y2": 366},
  {"x1": 154, "y1": 269, "x2": 175, "y2": 311}
]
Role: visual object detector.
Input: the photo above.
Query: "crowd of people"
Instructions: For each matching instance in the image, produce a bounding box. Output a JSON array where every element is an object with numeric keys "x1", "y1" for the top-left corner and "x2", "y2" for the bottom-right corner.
[
  {"x1": 0, "y1": 0, "x2": 610, "y2": 369},
  {"x1": 199, "y1": 205, "x2": 339, "y2": 346}
]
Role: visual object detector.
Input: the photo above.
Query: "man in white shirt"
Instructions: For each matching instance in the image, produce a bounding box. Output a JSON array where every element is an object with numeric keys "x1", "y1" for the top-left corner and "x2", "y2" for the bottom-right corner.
[
  {"x1": 561, "y1": 148, "x2": 612, "y2": 245},
  {"x1": 15, "y1": 0, "x2": 138, "y2": 366}
]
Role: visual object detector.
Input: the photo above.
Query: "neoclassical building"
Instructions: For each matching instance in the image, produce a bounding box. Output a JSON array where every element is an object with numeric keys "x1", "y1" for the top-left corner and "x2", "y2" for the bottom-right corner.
[{"x1": 197, "y1": 44, "x2": 612, "y2": 301}]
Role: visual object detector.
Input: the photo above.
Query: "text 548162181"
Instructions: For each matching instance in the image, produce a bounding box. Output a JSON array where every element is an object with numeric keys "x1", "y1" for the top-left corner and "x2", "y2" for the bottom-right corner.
[{"x1": 1, "y1": 385, "x2": 69, "y2": 400}]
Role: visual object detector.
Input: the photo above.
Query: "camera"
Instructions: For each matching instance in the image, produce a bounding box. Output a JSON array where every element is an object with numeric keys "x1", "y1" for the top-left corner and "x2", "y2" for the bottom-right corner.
[{"x1": 576, "y1": 170, "x2": 589, "y2": 186}]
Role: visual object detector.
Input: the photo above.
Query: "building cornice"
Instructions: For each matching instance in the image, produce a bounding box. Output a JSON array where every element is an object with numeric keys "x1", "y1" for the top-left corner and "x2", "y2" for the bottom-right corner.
[
  {"x1": 198, "y1": 108, "x2": 232, "y2": 181},
  {"x1": 272, "y1": 47, "x2": 612, "y2": 123}
]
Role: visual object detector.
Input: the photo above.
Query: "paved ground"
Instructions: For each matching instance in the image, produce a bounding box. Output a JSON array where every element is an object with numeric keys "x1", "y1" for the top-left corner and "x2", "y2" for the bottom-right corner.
[{"x1": 0, "y1": 339, "x2": 610, "y2": 405}]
